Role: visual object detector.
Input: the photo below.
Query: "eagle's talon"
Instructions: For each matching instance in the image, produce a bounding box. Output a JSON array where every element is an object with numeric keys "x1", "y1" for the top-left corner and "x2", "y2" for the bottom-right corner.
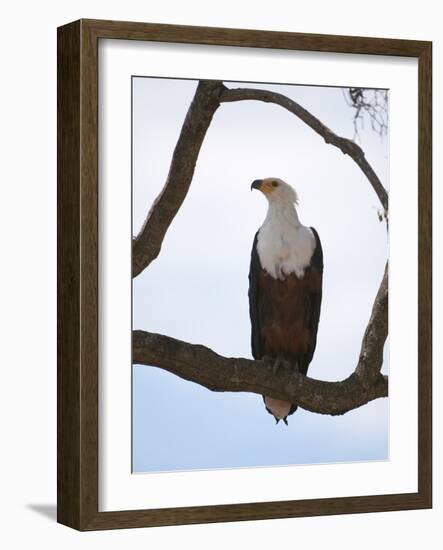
[
  {"x1": 288, "y1": 360, "x2": 300, "y2": 373},
  {"x1": 272, "y1": 356, "x2": 284, "y2": 375},
  {"x1": 283, "y1": 359, "x2": 293, "y2": 371}
]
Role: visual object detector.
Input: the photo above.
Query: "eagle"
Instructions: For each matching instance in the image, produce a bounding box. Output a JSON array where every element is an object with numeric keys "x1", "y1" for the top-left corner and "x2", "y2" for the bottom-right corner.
[{"x1": 248, "y1": 178, "x2": 323, "y2": 425}]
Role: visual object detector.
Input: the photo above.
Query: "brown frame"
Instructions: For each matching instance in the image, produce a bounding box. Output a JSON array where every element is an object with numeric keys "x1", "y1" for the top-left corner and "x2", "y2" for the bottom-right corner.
[{"x1": 57, "y1": 18, "x2": 432, "y2": 530}]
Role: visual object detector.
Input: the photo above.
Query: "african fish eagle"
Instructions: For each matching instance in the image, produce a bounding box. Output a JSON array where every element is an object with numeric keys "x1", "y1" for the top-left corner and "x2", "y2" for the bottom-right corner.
[{"x1": 248, "y1": 178, "x2": 323, "y2": 425}]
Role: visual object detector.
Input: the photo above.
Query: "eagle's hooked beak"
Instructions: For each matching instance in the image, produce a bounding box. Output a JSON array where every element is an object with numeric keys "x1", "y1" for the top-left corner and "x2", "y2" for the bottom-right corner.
[{"x1": 251, "y1": 179, "x2": 263, "y2": 191}]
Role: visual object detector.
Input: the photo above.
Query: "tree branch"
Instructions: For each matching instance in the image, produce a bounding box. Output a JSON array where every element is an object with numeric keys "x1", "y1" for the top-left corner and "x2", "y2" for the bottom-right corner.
[
  {"x1": 220, "y1": 87, "x2": 388, "y2": 212},
  {"x1": 354, "y1": 263, "x2": 388, "y2": 387},
  {"x1": 133, "y1": 332, "x2": 387, "y2": 416},
  {"x1": 132, "y1": 80, "x2": 226, "y2": 277}
]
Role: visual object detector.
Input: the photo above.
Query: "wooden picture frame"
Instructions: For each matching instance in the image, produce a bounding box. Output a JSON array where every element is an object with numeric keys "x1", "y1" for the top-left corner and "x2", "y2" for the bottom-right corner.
[{"x1": 57, "y1": 19, "x2": 432, "y2": 530}]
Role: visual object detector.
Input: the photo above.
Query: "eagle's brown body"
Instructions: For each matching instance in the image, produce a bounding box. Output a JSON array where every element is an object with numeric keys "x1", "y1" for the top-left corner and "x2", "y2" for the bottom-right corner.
[{"x1": 256, "y1": 266, "x2": 322, "y2": 361}]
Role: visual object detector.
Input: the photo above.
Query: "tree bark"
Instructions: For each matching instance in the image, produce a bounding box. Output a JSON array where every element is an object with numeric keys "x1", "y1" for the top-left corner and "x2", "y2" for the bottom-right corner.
[{"x1": 133, "y1": 338, "x2": 387, "y2": 416}]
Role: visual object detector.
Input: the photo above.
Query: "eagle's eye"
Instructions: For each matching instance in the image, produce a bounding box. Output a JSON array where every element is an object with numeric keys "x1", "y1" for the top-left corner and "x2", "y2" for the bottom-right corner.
[{"x1": 271, "y1": 181, "x2": 279, "y2": 187}]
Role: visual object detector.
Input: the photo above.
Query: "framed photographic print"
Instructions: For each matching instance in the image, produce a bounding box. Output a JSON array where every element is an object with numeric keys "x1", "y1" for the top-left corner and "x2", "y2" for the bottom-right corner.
[{"x1": 57, "y1": 19, "x2": 432, "y2": 530}]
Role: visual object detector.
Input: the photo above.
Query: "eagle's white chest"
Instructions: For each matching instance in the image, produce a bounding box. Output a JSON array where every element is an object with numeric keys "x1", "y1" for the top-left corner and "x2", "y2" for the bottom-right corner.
[{"x1": 257, "y1": 206, "x2": 315, "y2": 280}]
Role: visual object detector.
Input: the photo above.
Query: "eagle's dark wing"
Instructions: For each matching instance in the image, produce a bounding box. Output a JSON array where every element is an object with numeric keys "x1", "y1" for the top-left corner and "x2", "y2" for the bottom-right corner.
[
  {"x1": 298, "y1": 226, "x2": 323, "y2": 375},
  {"x1": 248, "y1": 231, "x2": 263, "y2": 360},
  {"x1": 287, "y1": 227, "x2": 323, "y2": 417}
]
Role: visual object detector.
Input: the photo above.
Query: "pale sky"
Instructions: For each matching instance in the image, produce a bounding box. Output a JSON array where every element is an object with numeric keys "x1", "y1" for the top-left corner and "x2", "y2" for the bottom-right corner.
[{"x1": 132, "y1": 76, "x2": 389, "y2": 473}]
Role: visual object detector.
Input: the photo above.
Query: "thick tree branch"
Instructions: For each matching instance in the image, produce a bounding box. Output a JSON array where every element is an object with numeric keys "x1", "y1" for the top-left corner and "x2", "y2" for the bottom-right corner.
[
  {"x1": 132, "y1": 80, "x2": 226, "y2": 277},
  {"x1": 133, "y1": 332, "x2": 387, "y2": 416},
  {"x1": 220, "y1": 87, "x2": 388, "y2": 212},
  {"x1": 355, "y1": 263, "x2": 388, "y2": 387}
]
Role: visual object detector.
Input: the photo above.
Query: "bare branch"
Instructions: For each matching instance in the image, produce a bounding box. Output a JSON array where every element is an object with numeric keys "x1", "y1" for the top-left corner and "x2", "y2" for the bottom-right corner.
[
  {"x1": 220, "y1": 86, "x2": 388, "y2": 212},
  {"x1": 132, "y1": 80, "x2": 226, "y2": 277},
  {"x1": 133, "y1": 332, "x2": 387, "y2": 416},
  {"x1": 355, "y1": 263, "x2": 388, "y2": 387}
]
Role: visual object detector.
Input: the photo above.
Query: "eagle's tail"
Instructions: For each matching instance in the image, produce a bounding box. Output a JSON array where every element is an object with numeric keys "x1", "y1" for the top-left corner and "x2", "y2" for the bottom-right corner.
[{"x1": 262, "y1": 354, "x2": 302, "y2": 424}]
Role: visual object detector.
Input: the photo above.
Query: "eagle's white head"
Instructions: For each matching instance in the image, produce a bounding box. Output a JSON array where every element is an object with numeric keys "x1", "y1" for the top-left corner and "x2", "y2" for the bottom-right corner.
[
  {"x1": 251, "y1": 177, "x2": 299, "y2": 205},
  {"x1": 251, "y1": 176, "x2": 314, "y2": 279}
]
